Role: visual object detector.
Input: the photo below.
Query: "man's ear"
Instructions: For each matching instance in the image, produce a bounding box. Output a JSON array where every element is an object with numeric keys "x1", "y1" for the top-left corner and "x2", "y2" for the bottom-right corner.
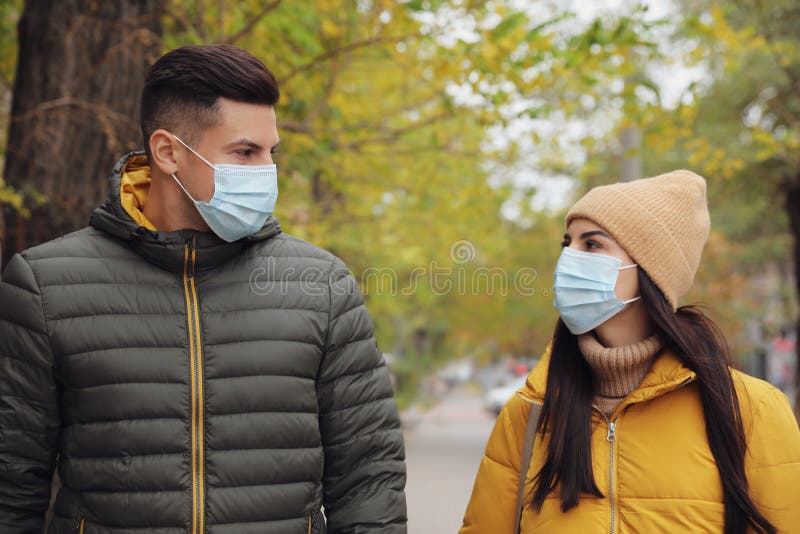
[{"x1": 148, "y1": 129, "x2": 178, "y2": 176}]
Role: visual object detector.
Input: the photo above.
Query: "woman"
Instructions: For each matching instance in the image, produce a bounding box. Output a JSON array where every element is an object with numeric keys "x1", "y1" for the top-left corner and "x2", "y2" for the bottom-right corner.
[{"x1": 460, "y1": 170, "x2": 800, "y2": 533}]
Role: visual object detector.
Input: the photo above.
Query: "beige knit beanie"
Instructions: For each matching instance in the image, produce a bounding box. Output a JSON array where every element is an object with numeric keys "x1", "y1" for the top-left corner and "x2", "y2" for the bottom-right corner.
[{"x1": 565, "y1": 170, "x2": 710, "y2": 311}]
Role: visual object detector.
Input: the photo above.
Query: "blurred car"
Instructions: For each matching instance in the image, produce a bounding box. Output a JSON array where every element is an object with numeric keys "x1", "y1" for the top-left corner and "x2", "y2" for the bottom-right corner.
[
  {"x1": 483, "y1": 374, "x2": 528, "y2": 415},
  {"x1": 437, "y1": 358, "x2": 474, "y2": 387}
]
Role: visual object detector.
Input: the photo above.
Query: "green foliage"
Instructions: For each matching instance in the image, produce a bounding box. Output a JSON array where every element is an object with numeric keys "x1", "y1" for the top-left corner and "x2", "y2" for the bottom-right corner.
[
  {"x1": 577, "y1": 0, "x2": 800, "y2": 357},
  {"x1": 6, "y1": 0, "x2": 791, "y2": 401},
  {"x1": 156, "y1": 1, "x2": 671, "y2": 379},
  {"x1": 0, "y1": 0, "x2": 22, "y2": 215}
]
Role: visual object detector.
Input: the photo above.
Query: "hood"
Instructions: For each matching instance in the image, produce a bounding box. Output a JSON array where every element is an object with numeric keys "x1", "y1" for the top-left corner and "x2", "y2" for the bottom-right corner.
[{"x1": 90, "y1": 151, "x2": 282, "y2": 273}]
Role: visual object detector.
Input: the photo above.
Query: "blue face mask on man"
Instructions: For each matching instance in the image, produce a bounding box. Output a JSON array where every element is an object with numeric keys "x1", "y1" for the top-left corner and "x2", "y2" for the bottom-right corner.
[
  {"x1": 171, "y1": 135, "x2": 278, "y2": 242},
  {"x1": 553, "y1": 247, "x2": 640, "y2": 335}
]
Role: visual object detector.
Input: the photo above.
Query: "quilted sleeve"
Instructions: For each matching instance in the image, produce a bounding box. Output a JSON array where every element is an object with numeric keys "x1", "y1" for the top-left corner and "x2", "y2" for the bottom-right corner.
[
  {"x1": 744, "y1": 383, "x2": 800, "y2": 532},
  {"x1": 316, "y1": 257, "x2": 407, "y2": 533},
  {"x1": 0, "y1": 253, "x2": 61, "y2": 533}
]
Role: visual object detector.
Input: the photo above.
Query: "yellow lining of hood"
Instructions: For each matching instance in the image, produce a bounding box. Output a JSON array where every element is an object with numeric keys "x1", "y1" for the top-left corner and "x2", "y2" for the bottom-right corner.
[{"x1": 120, "y1": 154, "x2": 157, "y2": 231}]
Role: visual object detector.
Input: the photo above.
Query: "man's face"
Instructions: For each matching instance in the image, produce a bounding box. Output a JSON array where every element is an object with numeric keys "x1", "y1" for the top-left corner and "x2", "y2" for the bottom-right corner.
[{"x1": 173, "y1": 97, "x2": 280, "y2": 204}]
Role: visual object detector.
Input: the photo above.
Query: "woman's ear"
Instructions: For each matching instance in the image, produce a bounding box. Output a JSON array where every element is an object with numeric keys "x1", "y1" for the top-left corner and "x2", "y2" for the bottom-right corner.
[{"x1": 148, "y1": 129, "x2": 178, "y2": 176}]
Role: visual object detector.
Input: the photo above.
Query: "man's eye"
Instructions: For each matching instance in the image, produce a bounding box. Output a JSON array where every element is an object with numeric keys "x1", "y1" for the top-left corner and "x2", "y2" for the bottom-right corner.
[{"x1": 235, "y1": 149, "x2": 252, "y2": 157}]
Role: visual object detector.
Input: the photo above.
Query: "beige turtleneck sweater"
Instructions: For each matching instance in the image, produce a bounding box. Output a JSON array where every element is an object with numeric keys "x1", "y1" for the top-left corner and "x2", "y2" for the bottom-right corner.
[{"x1": 578, "y1": 332, "x2": 664, "y2": 418}]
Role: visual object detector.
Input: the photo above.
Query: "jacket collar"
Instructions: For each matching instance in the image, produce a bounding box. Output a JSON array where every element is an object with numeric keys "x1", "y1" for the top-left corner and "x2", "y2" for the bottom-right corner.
[
  {"x1": 520, "y1": 342, "x2": 696, "y2": 407},
  {"x1": 89, "y1": 151, "x2": 282, "y2": 274}
]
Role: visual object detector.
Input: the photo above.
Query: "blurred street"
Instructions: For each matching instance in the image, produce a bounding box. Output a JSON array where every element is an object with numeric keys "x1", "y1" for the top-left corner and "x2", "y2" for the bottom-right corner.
[{"x1": 403, "y1": 386, "x2": 496, "y2": 534}]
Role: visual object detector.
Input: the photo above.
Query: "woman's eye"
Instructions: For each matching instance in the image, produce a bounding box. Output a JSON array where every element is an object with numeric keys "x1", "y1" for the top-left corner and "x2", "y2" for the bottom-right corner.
[
  {"x1": 586, "y1": 240, "x2": 601, "y2": 249},
  {"x1": 560, "y1": 241, "x2": 569, "y2": 248}
]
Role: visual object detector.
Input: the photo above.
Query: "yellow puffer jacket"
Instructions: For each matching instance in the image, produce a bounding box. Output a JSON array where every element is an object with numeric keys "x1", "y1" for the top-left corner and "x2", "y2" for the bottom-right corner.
[{"x1": 460, "y1": 347, "x2": 800, "y2": 533}]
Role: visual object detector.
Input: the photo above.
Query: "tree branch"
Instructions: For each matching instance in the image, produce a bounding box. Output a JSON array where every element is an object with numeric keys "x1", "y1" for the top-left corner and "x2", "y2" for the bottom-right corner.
[
  {"x1": 195, "y1": 0, "x2": 207, "y2": 42},
  {"x1": 765, "y1": 91, "x2": 800, "y2": 129},
  {"x1": 218, "y1": 0, "x2": 226, "y2": 41},
  {"x1": 752, "y1": 0, "x2": 800, "y2": 92},
  {"x1": 224, "y1": 0, "x2": 282, "y2": 45},
  {"x1": 10, "y1": 96, "x2": 134, "y2": 127},
  {"x1": 341, "y1": 112, "x2": 453, "y2": 150},
  {"x1": 278, "y1": 119, "x2": 310, "y2": 133},
  {"x1": 339, "y1": 93, "x2": 446, "y2": 132},
  {"x1": 279, "y1": 33, "x2": 417, "y2": 84},
  {"x1": 164, "y1": 7, "x2": 202, "y2": 42}
]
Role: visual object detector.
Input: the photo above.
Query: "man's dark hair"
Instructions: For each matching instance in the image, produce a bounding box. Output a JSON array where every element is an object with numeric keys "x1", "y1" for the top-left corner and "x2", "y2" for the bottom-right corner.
[{"x1": 140, "y1": 44, "x2": 280, "y2": 157}]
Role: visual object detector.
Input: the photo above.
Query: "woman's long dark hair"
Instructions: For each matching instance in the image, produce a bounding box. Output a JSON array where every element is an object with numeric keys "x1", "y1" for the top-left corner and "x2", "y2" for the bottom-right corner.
[{"x1": 529, "y1": 268, "x2": 776, "y2": 534}]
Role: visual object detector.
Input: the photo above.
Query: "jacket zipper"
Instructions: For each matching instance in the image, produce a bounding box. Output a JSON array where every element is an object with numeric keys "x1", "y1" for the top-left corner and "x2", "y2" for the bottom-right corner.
[
  {"x1": 607, "y1": 419, "x2": 617, "y2": 534},
  {"x1": 74, "y1": 515, "x2": 85, "y2": 533},
  {"x1": 591, "y1": 376, "x2": 695, "y2": 534},
  {"x1": 592, "y1": 408, "x2": 618, "y2": 534},
  {"x1": 183, "y1": 237, "x2": 205, "y2": 534},
  {"x1": 308, "y1": 511, "x2": 313, "y2": 534}
]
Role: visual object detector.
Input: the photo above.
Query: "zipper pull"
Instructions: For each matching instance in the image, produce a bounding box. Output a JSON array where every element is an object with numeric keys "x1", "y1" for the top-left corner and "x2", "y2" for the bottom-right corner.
[
  {"x1": 607, "y1": 421, "x2": 617, "y2": 442},
  {"x1": 186, "y1": 237, "x2": 196, "y2": 278}
]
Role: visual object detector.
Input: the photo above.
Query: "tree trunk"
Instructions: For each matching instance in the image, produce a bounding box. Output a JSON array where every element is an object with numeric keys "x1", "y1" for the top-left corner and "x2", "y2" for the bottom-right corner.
[
  {"x1": 1, "y1": 0, "x2": 163, "y2": 271},
  {"x1": 786, "y1": 176, "x2": 800, "y2": 422},
  {"x1": 0, "y1": 200, "x2": 4, "y2": 268}
]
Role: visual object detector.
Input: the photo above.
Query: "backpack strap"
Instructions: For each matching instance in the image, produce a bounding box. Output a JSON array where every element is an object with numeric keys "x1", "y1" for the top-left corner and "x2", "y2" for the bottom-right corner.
[{"x1": 514, "y1": 401, "x2": 542, "y2": 534}]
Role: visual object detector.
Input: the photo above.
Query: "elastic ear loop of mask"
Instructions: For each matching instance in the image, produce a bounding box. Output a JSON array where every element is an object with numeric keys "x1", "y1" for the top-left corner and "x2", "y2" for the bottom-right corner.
[
  {"x1": 173, "y1": 135, "x2": 216, "y2": 169},
  {"x1": 618, "y1": 263, "x2": 640, "y2": 304},
  {"x1": 171, "y1": 172, "x2": 198, "y2": 203},
  {"x1": 171, "y1": 134, "x2": 216, "y2": 203}
]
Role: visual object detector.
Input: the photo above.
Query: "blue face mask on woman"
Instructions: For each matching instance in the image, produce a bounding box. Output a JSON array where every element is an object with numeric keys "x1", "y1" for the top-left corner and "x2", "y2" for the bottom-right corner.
[
  {"x1": 553, "y1": 247, "x2": 640, "y2": 335},
  {"x1": 171, "y1": 135, "x2": 279, "y2": 242}
]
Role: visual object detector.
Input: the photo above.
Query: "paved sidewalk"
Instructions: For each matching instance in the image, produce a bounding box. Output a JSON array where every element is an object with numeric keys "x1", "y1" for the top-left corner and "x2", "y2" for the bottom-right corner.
[{"x1": 403, "y1": 386, "x2": 496, "y2": 534}]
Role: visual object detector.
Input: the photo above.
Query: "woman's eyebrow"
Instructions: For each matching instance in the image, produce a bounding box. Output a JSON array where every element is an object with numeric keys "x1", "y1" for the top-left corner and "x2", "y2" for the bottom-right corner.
[{"x1": 580, "y1": 230, "x2": 611, "y2": 240}]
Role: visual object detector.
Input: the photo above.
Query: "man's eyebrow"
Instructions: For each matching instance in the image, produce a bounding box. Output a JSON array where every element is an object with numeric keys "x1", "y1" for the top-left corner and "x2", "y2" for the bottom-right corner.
[{"x1": 224, "y1": 139, "x2": 265, "y2": 150}]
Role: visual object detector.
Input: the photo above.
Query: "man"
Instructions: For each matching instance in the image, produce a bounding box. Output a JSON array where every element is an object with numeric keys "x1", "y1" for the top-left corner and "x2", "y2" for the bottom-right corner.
[{"x1": 0, "y1": 44, "x2": 407, "y2": 533}]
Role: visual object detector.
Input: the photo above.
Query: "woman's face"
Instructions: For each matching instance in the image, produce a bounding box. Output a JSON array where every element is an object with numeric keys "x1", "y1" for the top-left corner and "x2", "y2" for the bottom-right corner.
[{"x1": 562, "y1": 218, "x2": 640, "y2": 301}]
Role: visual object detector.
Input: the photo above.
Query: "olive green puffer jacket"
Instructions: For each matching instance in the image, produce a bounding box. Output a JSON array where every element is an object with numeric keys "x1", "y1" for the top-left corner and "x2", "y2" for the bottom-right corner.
[{"x1": 0, "y1": 152, "x2": 407, "y2": 534}]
